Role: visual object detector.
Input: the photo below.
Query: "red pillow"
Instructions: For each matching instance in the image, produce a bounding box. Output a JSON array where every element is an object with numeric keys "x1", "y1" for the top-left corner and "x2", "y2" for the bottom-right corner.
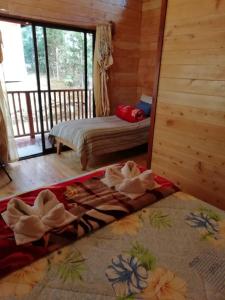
[{"x1": 116, "y1": 105, "x2": 145, "y2": 123}]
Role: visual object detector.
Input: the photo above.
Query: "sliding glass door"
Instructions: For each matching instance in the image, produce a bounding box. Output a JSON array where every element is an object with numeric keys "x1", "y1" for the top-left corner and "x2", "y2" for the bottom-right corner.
[{"x1": 0, "y1": 18, "x2": 94, "y2": 158}]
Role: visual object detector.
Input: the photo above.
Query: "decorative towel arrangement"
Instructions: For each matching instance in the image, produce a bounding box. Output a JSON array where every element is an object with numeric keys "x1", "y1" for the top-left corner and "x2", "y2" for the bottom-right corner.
[
  {"x1": 101, "y1": 161, "x2": 158, "y2": 199},
  {"x1": 1, "y1": 189, "x2": 76, "y2": 245}
]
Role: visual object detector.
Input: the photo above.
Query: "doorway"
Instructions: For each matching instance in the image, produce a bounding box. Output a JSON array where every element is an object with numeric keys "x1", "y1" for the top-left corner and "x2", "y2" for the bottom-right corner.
[{"x1": 0, "y1": 18, "x2": 94, "y2": 158}]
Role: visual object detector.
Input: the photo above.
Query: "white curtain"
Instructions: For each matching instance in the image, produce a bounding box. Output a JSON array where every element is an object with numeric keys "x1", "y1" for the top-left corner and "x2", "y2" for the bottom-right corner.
[
  {"x1": 94, "y1": 23, "x2": 113, "y2": 117},
  {"x1": 0, "y1": 31, "x2": 18, "y2": 162}
]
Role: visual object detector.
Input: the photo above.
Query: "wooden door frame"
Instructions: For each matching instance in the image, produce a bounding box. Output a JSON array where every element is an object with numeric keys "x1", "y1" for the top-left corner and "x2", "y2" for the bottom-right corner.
[{"x1": 147, "y1": 0, "x2": 168, "y2": 168}]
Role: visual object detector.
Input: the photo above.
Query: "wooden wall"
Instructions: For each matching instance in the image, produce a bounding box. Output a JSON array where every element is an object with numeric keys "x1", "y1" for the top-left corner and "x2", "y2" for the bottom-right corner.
[
  {"x1": 0, "y1": 0, "x2": 142, "y2": 111},
  {"x1": 152, "y1": 0, "x2": 225, "y2": 210},
  {"x1": 137, "y1": 0, "x2": 162, "y2": 97}
]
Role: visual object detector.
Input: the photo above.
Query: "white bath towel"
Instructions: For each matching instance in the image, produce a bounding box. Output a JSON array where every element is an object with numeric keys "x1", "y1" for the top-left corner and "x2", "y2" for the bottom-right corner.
[
  {"x1": 121, "y1": 161, "x2": 141, "y2": 178},
  {"x1": 1, "y1": 190, "x2": 76, "y2": 245},
  {"x1": 102, "y1": 161, "x2": 157, "y2": 199},
  {"x1": 101, "y1": 165, "x2": 124, "y2": 188},
  {"x1": 13, "y1": 215, "x2": 46, "y2": 245},
  {"x1": 116, "y1": 177, "x2": 146, "y2": 199},
  {"x1": 138, "y1": 170, "x2": 157, "y2": 190}
]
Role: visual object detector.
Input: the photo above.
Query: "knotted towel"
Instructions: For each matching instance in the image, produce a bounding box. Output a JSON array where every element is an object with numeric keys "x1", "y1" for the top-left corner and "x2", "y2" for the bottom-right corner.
[
  {"x1": 1, "y1": 190, "x2": 76, "y2": 245},
  {"x1": 101, "y1": 165, "x2": 124, "y2": 187},
  {"x1": 102, "y1": 161, "x2": 159, "y2": 199},
  {"x1": 121, "y1": 161, "x2": 141, "y2": 178}
]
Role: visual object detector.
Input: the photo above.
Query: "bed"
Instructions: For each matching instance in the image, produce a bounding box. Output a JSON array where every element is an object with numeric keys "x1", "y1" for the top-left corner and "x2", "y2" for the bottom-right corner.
[
  {"x1": 0, "y1": 167, "x2": 224, "y2": 300},
  {"x1": 49, "y1": 116, "x2": 150, "y2": 170}
]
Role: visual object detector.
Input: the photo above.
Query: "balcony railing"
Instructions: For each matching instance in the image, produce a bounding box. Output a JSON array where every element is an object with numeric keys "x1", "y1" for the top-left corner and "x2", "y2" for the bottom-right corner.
[{"x1": 7, "y1": 89, "x2": 94, "y2": 138}]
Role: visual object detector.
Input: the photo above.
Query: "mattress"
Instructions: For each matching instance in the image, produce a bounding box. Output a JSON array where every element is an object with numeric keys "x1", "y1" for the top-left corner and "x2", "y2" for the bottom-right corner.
[
  {"x1": 49, "y1": 116, "x2": 150, "y2": 158},
  {"x1": 1, "y1": 190, "x2": 225, "y2": 299}
]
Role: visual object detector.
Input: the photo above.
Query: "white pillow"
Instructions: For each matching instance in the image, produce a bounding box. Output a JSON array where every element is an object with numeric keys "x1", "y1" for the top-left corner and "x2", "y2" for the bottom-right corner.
[{"x1": 140, "y1": 94, "x2": 153, "y2": 104}]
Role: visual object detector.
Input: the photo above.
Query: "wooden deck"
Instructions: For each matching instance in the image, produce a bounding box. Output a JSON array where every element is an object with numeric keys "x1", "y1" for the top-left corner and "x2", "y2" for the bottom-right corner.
[
  {"x1": 7, "y1": 88, "x2": 94, "y2": 157},
  {"x1": 8, "y1": 89, "x2": 94, "y2": 139}
]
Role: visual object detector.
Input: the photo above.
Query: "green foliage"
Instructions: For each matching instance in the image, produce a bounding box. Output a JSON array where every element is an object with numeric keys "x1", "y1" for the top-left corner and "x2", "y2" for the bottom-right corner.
[
  {"x1": 128, "y1": 242, "x2": 156, "y2": 271},
  {"x1": 149, "y1": 210, "x2": 172, "y2": 229},
  {"x1": 22, "y1": 26, "x2": 35, "y2": 73},
  {"x1": 55, "y1": 250, "x2": 86, "y2": 283},
  {"x1": 22, "y1": 25, "x2": 93, "y2": 88},
  {"x1": 198, "y1": 207, "x2": 221, "y2": 222}
]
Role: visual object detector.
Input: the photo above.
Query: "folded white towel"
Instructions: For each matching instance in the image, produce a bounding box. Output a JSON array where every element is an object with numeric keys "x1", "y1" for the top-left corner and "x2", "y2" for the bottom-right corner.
[
  {"x1": 13, "y1": 215, "x2": 46, "y2": 245},
  {"x1": 1, "y1": 190, "x2": 76, "y2": 245},
  {"x1": 101, "y1": 165, "x2": 124, "y2": 188},
  {"x1": 116, "y1": 177, "x2": 146, "y2": 199},
  {"x1": 102, "y1": 161, "x2": 157, "y2": 199},
  {"x1": 121, "y1": 161, "x2": 141, "y2": 178},
  {"x1": 1, "y1": 198, "x2": 34, "y2": 228},
  {"x1": 139, "y1": 170, "x2": 156, "y2": 190},
  {"x1": 42, "y1": 203, "x2": 72, "y2": 228}
]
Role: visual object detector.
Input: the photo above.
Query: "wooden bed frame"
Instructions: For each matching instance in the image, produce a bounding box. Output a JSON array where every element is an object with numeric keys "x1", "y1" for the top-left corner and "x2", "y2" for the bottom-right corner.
[{"x1": 55, "y1": 137, "x2": 88, "y2": 170}]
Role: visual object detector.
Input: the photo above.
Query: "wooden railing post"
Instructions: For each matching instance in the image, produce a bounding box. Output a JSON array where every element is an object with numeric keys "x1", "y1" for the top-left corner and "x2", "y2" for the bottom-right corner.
[
  {"x1": 7, "y1": 89, "x2": 93, "y2": 139},
  {"x1": 25, "y1": 92, "x2": 35, "y2": 139}
]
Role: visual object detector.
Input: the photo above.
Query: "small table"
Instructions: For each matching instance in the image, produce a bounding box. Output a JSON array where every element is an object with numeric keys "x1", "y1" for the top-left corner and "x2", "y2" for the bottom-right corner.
[{"x1": 0, "y1": 156, "x2": 12, "y2": 182}]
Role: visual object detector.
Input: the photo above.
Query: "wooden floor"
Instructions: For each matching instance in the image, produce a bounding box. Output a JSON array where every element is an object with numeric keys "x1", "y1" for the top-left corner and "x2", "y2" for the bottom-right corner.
[{"x1": 0, "y1": 146, "x2": 147, "y2": 200}]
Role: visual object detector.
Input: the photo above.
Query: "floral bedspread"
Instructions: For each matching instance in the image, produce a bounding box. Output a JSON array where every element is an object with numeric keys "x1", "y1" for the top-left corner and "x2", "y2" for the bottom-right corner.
[{"x1": 1, "y1": 191, "x2": 225, "y2": 300}]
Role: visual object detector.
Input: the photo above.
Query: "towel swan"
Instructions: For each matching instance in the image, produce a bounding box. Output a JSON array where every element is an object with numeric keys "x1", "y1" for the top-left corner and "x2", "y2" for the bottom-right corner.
[
  {"x1": 1, "y1": 190, "x2": 76, "y2": 245},
  {"x1": 101, "y1": 161, "x2": 158, "y2": 199}
]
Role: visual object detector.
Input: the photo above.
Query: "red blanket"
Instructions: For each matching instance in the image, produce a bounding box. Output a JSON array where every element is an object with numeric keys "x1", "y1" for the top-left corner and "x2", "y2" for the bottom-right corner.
[
  {"x1": 115, "y1": 105, "x2": 145, "y2": 122},
  {"x1": 0, "y1": 168, "x2": 178, "y2": 279}
]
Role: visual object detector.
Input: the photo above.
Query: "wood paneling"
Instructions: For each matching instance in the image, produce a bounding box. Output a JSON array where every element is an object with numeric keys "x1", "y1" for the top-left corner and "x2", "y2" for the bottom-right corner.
[
  {"x1": 152, "y1": 0, "x2": 225, "y2": 210},
  {"x1": 0, "y1": 0, "x2": 142, "y2": 111},
  {"x1": 137, "y1": 0, "x2": 162, "y2": 97}
]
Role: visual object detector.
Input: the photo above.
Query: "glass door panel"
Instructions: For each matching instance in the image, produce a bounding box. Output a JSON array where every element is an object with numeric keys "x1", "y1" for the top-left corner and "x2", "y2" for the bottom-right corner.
[
  {"x1": 0, "y1": 17, "x2": 94, "y2": 158},
  {"x1": 46, "y1": 28, "x2": 86, "y2": 123},
  {"x1": 0, "y1": 21, "x2": 43, "y2": 158}
]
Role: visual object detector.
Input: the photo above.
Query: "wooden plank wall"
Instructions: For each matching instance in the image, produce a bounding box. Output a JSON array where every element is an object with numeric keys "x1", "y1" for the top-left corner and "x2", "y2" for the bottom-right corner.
[
  {"x1": 0, "y1": 0, "x2": 142, "y2": 112},
  {"x1": 137, "y1": 0, "x2": 162, "y2": 97},
  {"x1": 152, "y1": 0, "x2": 225, "y2": 210}
]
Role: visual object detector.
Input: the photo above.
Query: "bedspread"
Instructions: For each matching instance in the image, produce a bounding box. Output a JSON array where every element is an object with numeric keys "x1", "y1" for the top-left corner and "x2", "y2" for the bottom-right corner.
[
  {"x1": 49, "y1": 116, "x2": 150, "y2": 158},
  {"x1": 1, "y1": 191, "x2": 225, "y2": 300}
]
